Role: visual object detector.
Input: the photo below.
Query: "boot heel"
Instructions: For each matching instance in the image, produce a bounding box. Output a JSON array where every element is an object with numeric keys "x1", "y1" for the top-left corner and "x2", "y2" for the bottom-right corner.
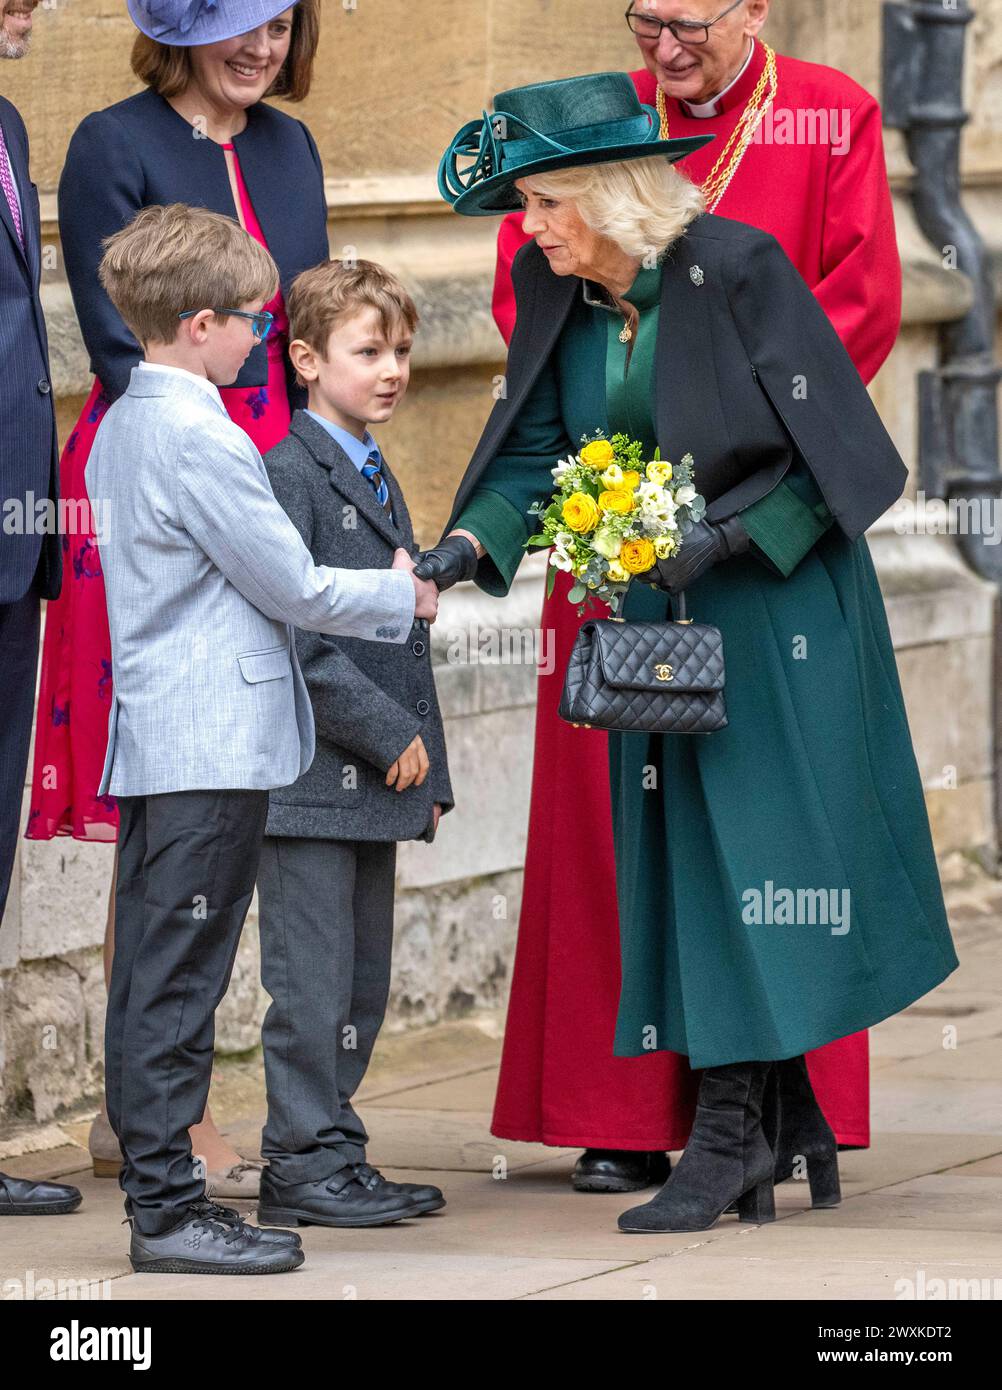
[
  {"x1": 807, "y1": 1152, "x2": 841, "y2": 1208},
  {"x1": 92, "y1": 1157, "x2": 123, "y2": 1179},
  {"x1": 736, "y1": 1177, "x2": 775, "y2": 1224}
]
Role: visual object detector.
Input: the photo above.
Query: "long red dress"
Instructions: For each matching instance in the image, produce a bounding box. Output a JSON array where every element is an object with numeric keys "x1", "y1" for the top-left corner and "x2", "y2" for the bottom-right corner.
[
  {"x1": 490, "y1": 42, "x2": 902, "y2": 1150},
  {"x1": 27, "y1": 145, "x2": 293, "y2": 844}
]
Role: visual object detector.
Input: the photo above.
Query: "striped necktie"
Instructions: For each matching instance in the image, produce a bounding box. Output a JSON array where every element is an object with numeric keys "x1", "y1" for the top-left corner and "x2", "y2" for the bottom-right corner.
[
  {"x1": 361, "y1": 449, "x2": 394, "y2": 523},
  {"x1": 0, "y1": 120, "x2": 24, "y2": 250}
]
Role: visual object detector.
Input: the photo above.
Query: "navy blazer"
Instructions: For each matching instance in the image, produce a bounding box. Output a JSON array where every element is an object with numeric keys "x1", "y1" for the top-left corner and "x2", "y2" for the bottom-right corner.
[
  {"x1": 58, "y1": 87, "x2": 330, "y2": 405},
  {"x1": 0, "y1": 94, "x2": 60, "y2": 605}
]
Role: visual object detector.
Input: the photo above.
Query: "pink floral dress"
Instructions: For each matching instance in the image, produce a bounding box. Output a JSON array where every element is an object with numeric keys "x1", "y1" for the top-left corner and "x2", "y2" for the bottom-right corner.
[{"x1": 27, "y1": 144, "x2": 293, "y2": 841}]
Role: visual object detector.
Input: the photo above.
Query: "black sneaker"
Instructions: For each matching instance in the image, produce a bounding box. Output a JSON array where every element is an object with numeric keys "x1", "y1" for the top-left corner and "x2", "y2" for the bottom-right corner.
[
  {"x1": 351, "y1": 1162, "x2": 446, "y2": 1215},
  {"x1": 125, "y1": 1195, "x2": 302, "y2": 1249},
  {"x1": 202, "y1": 1199, "x2": 303, "y2": 1248},
  {"x1": 129, "y1": 1200, "x2": 304, "y2": 1275}
]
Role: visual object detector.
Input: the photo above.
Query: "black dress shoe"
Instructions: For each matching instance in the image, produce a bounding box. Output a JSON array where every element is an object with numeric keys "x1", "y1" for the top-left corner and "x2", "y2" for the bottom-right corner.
[
  {"x1": 572, "y1": 1150, "x2": 671, "y2": 1194},
  {"x1": 0, "y1": 1171, "x2": 82, "y2": 1215},
  {"x1": 129, "y1": 1201, "x2": 304, "y2": 1275},
  {"x1": 258, "y1": 1168, "x2": 422, "y2": 1228},
  {"x1": 351, "y1": 1162, "x2": 446, "y2": 1215}
]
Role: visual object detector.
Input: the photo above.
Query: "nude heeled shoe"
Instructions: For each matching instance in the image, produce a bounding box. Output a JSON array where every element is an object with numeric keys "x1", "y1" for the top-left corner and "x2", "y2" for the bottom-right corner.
[{"x1": 88, "y1": 1104, "x2": 124, "y2": 1178}]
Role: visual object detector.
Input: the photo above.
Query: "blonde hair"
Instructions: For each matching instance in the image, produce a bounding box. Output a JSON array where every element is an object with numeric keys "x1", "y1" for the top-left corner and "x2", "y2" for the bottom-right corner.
[
  {"x1": 131, "y1": 0, "x2": 320, "y2": 102},
  {"x1": 524, "y1": 157, "x2": 705, "y2": 258},
  {"x1": 98, "y1": 203, "x2": 279, "y2": 348},
  {"x1": 287, "y1": 258, "x2": 419, "y2": 386}
]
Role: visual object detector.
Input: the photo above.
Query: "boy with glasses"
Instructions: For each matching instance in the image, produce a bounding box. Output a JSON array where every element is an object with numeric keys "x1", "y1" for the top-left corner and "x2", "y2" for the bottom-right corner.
[{"x1": 85, "y1": 202, "x2": 438, "y2": 1274}]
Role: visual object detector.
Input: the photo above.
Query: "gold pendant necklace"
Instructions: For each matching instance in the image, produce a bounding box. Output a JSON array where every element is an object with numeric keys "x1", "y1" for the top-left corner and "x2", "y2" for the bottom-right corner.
[
  {"x1": 657, "y1": 42, "x2": 778, "y2": 212},
  {"x1": 619, "y1": 322, "x2": 633, "y2": 343}
]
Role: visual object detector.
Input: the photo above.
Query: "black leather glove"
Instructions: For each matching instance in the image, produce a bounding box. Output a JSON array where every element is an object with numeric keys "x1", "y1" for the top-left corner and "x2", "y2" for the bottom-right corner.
[
  {"x1": 641, "y1": 514, "x2": 750, "y2": 595},
  {"x1": 412, "y1": 534, "x2": 479, "y2": 590}
]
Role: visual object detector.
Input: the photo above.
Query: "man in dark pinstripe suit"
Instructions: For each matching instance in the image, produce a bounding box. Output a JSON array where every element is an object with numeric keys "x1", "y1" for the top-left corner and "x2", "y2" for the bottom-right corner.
[{"x1": 0, "y1": 0, "x2": 81, "y2": 1216}]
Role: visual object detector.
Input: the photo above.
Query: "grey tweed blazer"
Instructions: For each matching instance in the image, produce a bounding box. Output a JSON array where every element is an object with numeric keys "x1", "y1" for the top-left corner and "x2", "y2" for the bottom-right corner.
[{"x1": 263, "y1": 410, "x2": 453, "y2": 843}]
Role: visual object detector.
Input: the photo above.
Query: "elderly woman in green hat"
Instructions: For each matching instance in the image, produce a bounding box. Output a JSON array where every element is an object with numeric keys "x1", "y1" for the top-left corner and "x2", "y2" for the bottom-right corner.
[{"x1": 416, "y1": 72, "x2": 958, "y2": 1234}]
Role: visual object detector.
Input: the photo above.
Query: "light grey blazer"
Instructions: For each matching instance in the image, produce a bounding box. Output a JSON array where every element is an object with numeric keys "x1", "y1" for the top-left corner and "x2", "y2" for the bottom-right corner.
[{"x1": 85, "y1": 365, "x2": 416, "y2": 798}]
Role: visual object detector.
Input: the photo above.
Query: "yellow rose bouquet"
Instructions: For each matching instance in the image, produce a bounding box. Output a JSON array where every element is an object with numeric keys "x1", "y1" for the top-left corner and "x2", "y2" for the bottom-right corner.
[{"x1": 525, "y1": 431, "x2": 706, "y2": 614}]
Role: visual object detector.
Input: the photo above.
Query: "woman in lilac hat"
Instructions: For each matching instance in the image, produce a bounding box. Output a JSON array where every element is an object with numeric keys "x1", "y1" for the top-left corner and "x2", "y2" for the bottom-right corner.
[{"x1": 29, "y1": 0, "x2": 326, "y2": 1199}]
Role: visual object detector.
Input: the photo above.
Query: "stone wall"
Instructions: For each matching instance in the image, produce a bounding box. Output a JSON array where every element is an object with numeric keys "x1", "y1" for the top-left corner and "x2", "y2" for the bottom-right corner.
[{"x1": 3, "y1": 0, "x2": 1002, "y2": 1126}]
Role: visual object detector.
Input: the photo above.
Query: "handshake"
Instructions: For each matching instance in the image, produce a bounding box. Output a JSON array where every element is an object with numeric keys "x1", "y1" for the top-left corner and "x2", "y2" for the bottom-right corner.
[{"x1": 392, "y1": 534, "x2": 481, "y2": 622}]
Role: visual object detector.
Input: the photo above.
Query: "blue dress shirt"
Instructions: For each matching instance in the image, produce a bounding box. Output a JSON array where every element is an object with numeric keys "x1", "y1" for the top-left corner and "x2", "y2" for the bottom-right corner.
[{"x1": 305, "y1": 409, "x2": 394, "y2": 523}]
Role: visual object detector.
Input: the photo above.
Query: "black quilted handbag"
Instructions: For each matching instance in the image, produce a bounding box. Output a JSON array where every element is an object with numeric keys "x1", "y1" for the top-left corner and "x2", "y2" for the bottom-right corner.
[{"x1": 558, "y1": 592, "x2": 726, "y2": 734}]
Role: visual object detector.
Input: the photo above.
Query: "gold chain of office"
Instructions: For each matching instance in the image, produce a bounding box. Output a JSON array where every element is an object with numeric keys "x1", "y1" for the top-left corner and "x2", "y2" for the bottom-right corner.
[{"x1": 656, "y1": 41, "x2": 778, "y2": 212}]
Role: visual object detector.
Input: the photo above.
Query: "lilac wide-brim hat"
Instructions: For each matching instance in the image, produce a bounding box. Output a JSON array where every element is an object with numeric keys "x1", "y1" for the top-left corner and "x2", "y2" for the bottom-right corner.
[{"x1": 127, "y1": 0, "x2": 300, "y2": 48}]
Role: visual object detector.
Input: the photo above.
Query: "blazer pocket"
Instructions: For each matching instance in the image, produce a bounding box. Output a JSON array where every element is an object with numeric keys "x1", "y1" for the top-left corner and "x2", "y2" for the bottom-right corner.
[{"x1": 237, "y1": 646, "x2": 291, "y2": 683}]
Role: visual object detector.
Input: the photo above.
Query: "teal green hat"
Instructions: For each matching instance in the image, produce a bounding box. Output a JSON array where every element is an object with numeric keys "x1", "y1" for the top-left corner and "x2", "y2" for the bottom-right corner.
[{"x1": 438, "y1": 71, "x2": 715, "y2": 217}]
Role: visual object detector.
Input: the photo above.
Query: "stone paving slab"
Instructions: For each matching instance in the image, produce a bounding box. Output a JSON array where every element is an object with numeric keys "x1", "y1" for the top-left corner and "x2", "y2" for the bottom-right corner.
[
  {"x1": 524, "y1": 1251, "x2": 1002, "y2": 1302},
  {"x1": 366, "y1": 1067, "x2": 501, "y2": 1111},
  {"x1": 870, "y1": 1080, "x2": 1002, "y2": 1134},
  {"x1": 789, "y1": 1174, "x2": 1002, "y2": 1232},
  {"x1": 870, "y1": 1006, "x2": 1002, "y2": 1059},
  {"x1": 109, "y1": 1253, "x2": 627, "y2": 1302},
  {"x1": 881, "y1": 1036, "x2": 1002, "y2": 1082},
  {"x1": 948, "y1": 1153, "x2": 1002, "y2": 1177}
]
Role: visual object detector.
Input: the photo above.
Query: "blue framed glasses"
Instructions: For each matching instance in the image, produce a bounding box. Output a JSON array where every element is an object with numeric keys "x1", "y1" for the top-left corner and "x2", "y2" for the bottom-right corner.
[{"x1": 178, "y1": 308, "x2": 274, "y2": 342}]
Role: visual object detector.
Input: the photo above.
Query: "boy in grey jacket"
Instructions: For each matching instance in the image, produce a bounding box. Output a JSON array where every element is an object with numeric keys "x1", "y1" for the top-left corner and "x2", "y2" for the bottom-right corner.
[{"x1": 257, "y1": 259, "x2": 454, "y2": 1230}]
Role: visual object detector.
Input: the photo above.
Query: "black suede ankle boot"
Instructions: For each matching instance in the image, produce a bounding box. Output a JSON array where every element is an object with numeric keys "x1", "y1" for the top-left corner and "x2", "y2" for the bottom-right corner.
[
  {"x1": 769, "y1": 1055, "x2": 842, "y2": 1207},
  {"x1": 617, "y1": 1061, "x2": 776, "y2": 1233}
]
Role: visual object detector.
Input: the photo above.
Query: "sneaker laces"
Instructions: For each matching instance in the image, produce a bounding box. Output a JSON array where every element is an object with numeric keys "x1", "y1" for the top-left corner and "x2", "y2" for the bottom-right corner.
[{"x1": 187, "y1": 1198, "x2": 250, "y2": 1245}]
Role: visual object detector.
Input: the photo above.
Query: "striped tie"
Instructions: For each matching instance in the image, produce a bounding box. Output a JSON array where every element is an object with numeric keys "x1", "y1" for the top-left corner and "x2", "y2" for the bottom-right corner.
[
  {"x1": 0, "y1": 120, "x2": 24, "y2": 250},
  {"x1": 361, "y1": 449, "x2": 394, "y2": 523}
]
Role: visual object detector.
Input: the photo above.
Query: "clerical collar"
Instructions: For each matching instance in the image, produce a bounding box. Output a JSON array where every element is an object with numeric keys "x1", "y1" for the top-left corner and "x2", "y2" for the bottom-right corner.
[{"x1": 679, "y1": 37, "x2": 755, "y2": 118}]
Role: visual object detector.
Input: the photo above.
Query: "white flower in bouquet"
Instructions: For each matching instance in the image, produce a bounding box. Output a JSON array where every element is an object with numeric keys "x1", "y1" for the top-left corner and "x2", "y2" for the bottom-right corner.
[
  {"x1": 674, "y1": 483, "x2": 697, "y2": 507},
  {"x1": 592, "y1": 524, "x2": 623, "y2": 560},
  {"x1": 550, "y1": 531, "x2": 576, "y2": 572},
  {"x1": 638, "y1": 482, "x2": 677, "y2": 525}
]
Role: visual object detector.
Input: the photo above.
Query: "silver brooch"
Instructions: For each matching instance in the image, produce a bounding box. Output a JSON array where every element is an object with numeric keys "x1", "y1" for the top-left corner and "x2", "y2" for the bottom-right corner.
[{"x1": 690, "y1": 265, "x2": 705, "y2": 287}]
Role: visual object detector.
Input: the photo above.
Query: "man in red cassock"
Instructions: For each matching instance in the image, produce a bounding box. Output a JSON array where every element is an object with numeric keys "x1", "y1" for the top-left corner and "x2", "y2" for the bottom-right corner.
[{"x1": 490, "y1": 0, "x2": 903, "y2": 1192}]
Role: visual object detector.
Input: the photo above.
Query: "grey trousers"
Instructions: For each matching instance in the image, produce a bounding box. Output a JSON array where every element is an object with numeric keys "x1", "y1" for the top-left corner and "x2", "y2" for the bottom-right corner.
[
  {"x1": 257, "y1": 835, "x2": 396, "y2": 1185},
  {"x1": 109, "y1": 789, "x2": 269, "y2": 1234}
]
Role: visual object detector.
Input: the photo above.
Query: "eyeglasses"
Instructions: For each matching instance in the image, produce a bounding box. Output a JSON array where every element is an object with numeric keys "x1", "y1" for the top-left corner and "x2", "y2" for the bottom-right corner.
[
  {"x1": 625, "y1": 0, "x2": 746, "y2": 45},
  {"x1": 177, "y1": 308, "x2": 275, "y2": 342}
]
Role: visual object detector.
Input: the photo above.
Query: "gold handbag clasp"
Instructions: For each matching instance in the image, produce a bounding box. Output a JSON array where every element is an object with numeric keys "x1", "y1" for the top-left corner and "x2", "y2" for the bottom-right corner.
[{"x1": 654, "y1": 663, "x2": 675, "y2": 682}]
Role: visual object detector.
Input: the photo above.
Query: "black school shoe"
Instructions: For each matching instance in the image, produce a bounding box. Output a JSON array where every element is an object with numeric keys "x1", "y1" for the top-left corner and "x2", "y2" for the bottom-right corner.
[
  {"x1": 0, "y1": 1171, "x2": 82, "y2": 1215},
  {"x1": 571, "y1": 1150, "x2": 672, "y2": 1194},
  {"x1": 129, "y1": 1200, "x2": 304, "y2": 1275},
  {"x1": 258, "y1": 1167, "x2": 427, "y2": 1228},
  {"x1": 350, "y1": 1162, "x2": 446, "y2": 1215}
]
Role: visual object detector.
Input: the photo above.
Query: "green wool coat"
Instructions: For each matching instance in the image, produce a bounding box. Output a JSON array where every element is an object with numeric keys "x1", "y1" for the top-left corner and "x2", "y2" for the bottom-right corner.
[{"x1": 456, "y1": 262, "x2": 958, "y2": 1069}]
